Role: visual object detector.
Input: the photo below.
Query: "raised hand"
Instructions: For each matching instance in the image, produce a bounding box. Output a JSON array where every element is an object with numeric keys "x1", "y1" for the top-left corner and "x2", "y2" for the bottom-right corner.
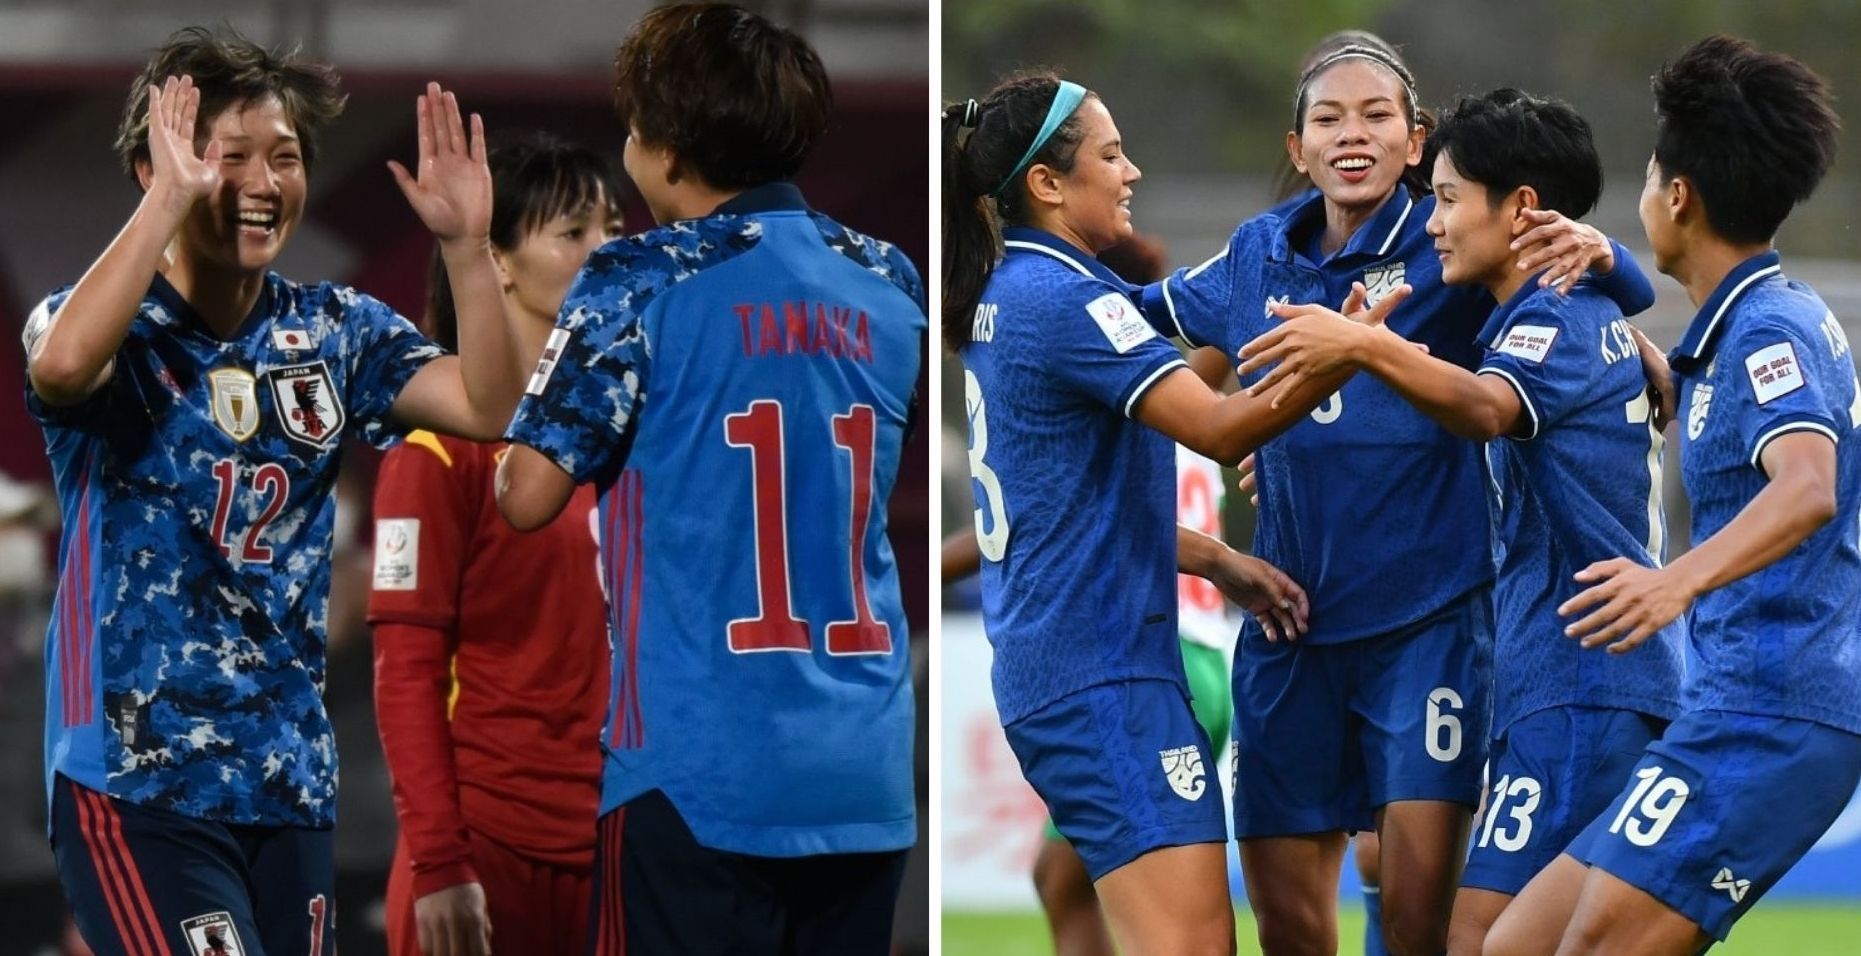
[
  {"x1": 1512, "y1": 207, "x2": 1614, "y2": 294},
  {"x1": 389, "y1": 82, "x2": 491, "y2": 244},
  {"x1": 145, "y1": 75, "x2": 223, "y2": 213},
  {"x1": 1237, "y1": 282, "x2": 1414, "y2": 408}
]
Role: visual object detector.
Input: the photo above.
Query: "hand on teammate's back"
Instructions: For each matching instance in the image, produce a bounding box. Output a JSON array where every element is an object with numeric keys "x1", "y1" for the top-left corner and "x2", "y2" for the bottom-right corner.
[{"x1": 415, "y1": 881, "x2": 493, "y2": 956}]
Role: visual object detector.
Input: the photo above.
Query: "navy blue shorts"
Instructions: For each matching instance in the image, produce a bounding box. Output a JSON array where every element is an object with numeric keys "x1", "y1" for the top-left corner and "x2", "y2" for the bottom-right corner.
[
  {"x1": 588, "y1": 789, "x2": 907, "y2": 955},
  {"x1": 1567, "y1": 709, "x2": 1861, "y2": 941},
  {"x1": 1004, "y1": 678, "x2": 1228, "y2": 880},
  {"x1": 1232, "y1": 588, "x2": 1493, "y2": 838},
  {"x1": 49, "y1": 774, "x2": 335, "y2": 956},
  {"x1": 1461, "y1": 706, "x2": 1666, "y2": 895}
]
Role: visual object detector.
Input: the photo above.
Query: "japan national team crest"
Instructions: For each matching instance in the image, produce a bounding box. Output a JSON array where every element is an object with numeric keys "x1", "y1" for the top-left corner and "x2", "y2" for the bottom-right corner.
[
  {"x1": 1159, "y1": 745, "x2": 1207, "y2": 801},
  {"x1": 268, "y1": 361, "x2": 345, "y2": 448},
  {"x1": 1362, "y1": 262, "x2": 1406, "y2": 308},
  {"x1": 208, "y1": 368, "x2": 260, "y2": 442},
  {"x1": 181, "y1": 911, "x2": 245, "y2": 955}
]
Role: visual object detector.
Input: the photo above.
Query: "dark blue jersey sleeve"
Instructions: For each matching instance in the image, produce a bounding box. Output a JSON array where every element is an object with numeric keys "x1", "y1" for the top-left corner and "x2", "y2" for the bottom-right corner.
[
  {"x1": 337, "y1": 288, "x2": 445, "y2": 449},
  {"x1": 1591, "y1": 239, "x2": 1656, "y2": 317},
  {"x1": 1478, "y1": 299, "x2": 1599, "y2": 441},
  {"x1": 1728, "y1": 319, "x2": 1848, "y2": 470},
  {"x1": 1044, "y1": 283, "x2": 1187, "y2": 419}
]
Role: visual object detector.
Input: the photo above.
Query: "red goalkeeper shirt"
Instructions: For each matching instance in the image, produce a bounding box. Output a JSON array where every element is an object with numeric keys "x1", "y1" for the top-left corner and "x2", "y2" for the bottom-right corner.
[{"x1": 369, "y1": 431, "x2": 608, "y2": 895}]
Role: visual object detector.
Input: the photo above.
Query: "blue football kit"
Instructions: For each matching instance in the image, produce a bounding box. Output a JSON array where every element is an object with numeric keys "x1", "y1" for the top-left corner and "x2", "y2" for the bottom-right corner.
[
  {"x1": 1568, "y1": 251, "x2": 1861, "y2": 940},
  {"x1": 1458, "y1": 278, "x2": 1686, "y2": 894},
  {"x1": 505, "y1": 183, "x2": 921, "y2": 949},
  {"x1": 960, "y1": 225, "x2": 1225, "y2": 879},
  {"x1": 1143, "y1": 188, "x2": 1656, "y2": 835},
  {"x1": 28, "y1": 272, "x2": 439, "y2": 955}
]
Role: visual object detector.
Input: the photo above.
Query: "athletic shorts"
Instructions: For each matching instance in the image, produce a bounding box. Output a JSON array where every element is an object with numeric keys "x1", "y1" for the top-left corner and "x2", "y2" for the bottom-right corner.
[
  {"x1": 1231, "y1": 587, "x2": 1493, "y2": 838},
  {"x1": 1007, "y1": 677, "x2": 1227, "y2": 880},
  {"x1": 587, "y1": 789, "x2": 907, "y2": 955},
  {"x1": 1043, "y1": 638, "x2": 1231, "y2": 842},
  {"x1": 49, "y1": 773, "x2": 336, "y2": 956},
  {"x1": 1566, "y1": 709, "x2": 1861, "y2": 941},
  {"x1": 1461, "y1": 706, "x2": 1666, "y2": 895}
]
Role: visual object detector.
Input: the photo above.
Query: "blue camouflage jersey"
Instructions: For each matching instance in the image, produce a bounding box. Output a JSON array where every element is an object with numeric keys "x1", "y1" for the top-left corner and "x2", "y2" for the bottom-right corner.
[
  {"x1": 1475, "y1": 278, "x2": 1685, "y2": 732},
  {"x1": 1143, "y1": 189, "x2": 1655, "y2": 644},
  {"x1": 962, "y1": 226, "x2": 1188, "y2": 723},
  {"x1": 504, "y1": 182, "x2": 922, "y2": 857},
  {"x1": 1669, "y1": 251, "x2": 1861, "y2": 734},
  {"x1": 26, "y1": 273, "x2": 440, "y2": 827}
]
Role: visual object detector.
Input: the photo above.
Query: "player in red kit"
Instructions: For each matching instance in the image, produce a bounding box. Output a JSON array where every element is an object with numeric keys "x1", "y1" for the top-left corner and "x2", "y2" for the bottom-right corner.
[{"x1": 369, "y1": 134, "x2": 624, "y2": 956}]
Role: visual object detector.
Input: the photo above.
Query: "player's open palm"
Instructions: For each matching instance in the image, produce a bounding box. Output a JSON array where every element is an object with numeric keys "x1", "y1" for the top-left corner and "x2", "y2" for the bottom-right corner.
[
  {"x1": 390, "y1": 82, "x2": 492, "y2": 243},
  {"x1": 145, "y1": 75, "x2": 223, "y2": 214},
  {"x1": 415, "y1": 881, "x2": 493, "y2": 956},
  {"x1": 1208, "y1": 549, "x2": 1309, "y2": 643}
]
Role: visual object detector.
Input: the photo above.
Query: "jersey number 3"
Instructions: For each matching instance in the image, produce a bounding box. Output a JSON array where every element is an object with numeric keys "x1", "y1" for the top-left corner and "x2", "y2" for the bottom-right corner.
[{"x1": 724, "y1": 399, "x2": 892, "y2": 656}]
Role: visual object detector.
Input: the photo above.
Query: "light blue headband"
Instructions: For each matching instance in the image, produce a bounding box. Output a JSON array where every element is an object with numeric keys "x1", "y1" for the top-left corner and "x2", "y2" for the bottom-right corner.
[{"x1": 993, "y1": 80, "x2": 1088, "y2": 199}]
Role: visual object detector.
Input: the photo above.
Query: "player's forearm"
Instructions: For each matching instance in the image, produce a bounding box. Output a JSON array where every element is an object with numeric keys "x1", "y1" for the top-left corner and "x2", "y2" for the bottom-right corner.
[
  {"x1": 441, "y1": 238, "x2": 524, "y2": 435},
  {"x1": 1664, "y1": 455, "x2": 1838, "y2": 600},
  {"x1": 1190, "y1": 367, "x2": 1352, "y2": 465},
  {"x1": 1175, "y1": 524, "x2": 1227, "y2": 578},
  {"x1": 373, "y1": 622, "x2": 476, "y2": 885},
  {"x1": 1359, "y1": 331, "x2": 1517, "y2": 440},
  {"x1": 941, "y1": 528, "x2": 983, "y2": 582},
  {"x1": 30, "y1": 192, "x2": 190, "y2": 403}
]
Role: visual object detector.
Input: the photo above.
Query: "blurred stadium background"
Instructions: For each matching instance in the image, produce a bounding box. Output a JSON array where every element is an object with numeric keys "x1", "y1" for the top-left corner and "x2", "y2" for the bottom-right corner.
[
  {"x1": 0, "y1": 1, "x2": 927, "y2": 953},
  {"x1": 941, "y1": 1, "x2": 1861, "y2": 952}
]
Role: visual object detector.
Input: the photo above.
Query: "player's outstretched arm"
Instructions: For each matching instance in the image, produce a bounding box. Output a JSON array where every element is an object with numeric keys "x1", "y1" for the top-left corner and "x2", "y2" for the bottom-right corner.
[
  {"x1": 1136, "y1": 285, "x2": 1411, "y2": 465},
  {"x1": 1178, "y1": 525, "x2": 1308, "y2": 642},
  {"x1": 386, "y1": 83, "x2": 523, "y2": 441},
  {"x1": 29, "y1": 76, "x2": 221, "y2": 405},
  {"x1": 1561, "y1": 431, "x2": 1838, "y2": 653},
  {"x1": 494, "y1": 444, "x2": 575, "y2": 531}
]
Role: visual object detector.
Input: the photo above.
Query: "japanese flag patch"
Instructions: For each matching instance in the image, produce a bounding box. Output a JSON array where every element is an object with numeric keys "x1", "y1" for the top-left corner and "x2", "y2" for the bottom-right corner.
[
  {"x1": 373, "y1": 518, "x2": 420, "y2": 590},
  {"x1": 1496, "y1": 324, "x2": 1559, "y2": 364},
  {"x1": 1745, "y1": 342, "x2": 1806, "y2": 405},
  {"x1": 1084, "y1": 292, "x2": 1155, "y2": 354}
]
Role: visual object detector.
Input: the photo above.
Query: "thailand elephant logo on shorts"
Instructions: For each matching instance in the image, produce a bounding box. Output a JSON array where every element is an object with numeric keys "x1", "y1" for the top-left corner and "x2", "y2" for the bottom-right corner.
[
  {"x1": 1159, "y1": 745, "x2": 1207, "y2": 801},
  {"x1": 180, "y1": 912, "x2": 245, "y2": 955}
]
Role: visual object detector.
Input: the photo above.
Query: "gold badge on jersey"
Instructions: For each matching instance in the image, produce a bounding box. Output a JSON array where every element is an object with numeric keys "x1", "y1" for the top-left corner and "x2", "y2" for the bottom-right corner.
[{"x1": 208, "y1": 368, "x2": 260, "y2": 442}]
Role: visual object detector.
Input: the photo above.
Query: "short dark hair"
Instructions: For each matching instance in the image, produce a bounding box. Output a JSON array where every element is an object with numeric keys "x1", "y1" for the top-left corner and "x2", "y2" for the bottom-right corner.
[
  {"x1": 115, "y1": 25, "x2": 346, "y2": 181},
  {"x1": 940, "y1": 71, "x2": 1094, "y2": 350},
  {"x1": 1432, "y1": 88, "x2": 1602, "y2": 219},
  {"x1": 425, "y1": 132, "x2": 624, "y2": 350},
  {"x1": 1651, "y1": 34, "x2": 1839, "y2": 244},
  {"x1": 613, "y1": 3, "x2": 833, "y2": 190}
]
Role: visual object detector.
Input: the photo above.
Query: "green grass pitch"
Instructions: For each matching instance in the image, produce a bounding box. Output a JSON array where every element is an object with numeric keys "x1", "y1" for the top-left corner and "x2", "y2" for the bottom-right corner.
[{"x1": 941, "y1": 905, "x2": 1861, "y2": 954}]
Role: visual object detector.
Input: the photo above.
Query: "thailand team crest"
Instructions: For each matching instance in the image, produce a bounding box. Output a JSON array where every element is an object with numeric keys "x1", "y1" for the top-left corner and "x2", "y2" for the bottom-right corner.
[
  {"x1": 1159, "y1": 745, "x2": 1207, "y2": 801},
  {"x1": 267, "y1": 361, "x2": 345, "y2": 448},
  {"x1": 181, "y1": 911, "x2": 245, "y2": 955},
  {"x1": 1362, "y1": 262, "x2": 1406, "y2": 308},
  {"x1": 1688, "y1": 382, "x2": 1714, "y2": 440},
  {"x1": 208, "y1": 368, "x2": 260, "y2": 442}
]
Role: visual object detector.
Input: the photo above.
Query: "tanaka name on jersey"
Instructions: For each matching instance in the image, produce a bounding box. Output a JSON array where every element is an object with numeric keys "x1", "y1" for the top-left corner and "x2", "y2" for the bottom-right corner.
[{"x1": 734, "y1": 299, "x2": 876, "y2": 362}]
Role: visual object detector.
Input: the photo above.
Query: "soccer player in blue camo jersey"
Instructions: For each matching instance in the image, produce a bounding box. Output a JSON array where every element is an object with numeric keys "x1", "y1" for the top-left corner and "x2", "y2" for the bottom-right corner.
[
  {"x1": 25, "y1": 27, "x2": 523, "y2": 956},
  {"x1": 1238, "y1": 88, "x2": 1687, "y2": 956},
  {"x1": 942, "y1": 70, "x2": 1414, "y2": 956},
  {"x1": 496, "y1": 6, "x2": 919, "y2": 953},
  {"x1": 1138, "y1": 42, "x2": 1661, "y2": 956},
  {"x1": 1484, "y1": 36, "x2": 1861, "y2": 956}
]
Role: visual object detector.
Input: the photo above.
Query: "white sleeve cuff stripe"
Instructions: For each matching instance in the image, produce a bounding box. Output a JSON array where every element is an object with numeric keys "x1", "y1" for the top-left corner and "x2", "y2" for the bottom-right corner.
[
  {"x1": 1479, "y1": 367, "x2": 1539, "y2": 440},
  {"x1": 1750, "y1": 420, "x2": 1840, "y2": 470},
  {"x1": 1124, "y1": 359, "x2": 1188, "y2": 418},
  {"x1": 1160, "y1": 279, "x2": 1200, "y2": 348}
]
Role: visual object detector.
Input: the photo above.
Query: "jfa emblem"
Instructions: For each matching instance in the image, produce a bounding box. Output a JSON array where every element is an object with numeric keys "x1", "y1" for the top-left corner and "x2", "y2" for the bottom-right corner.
[
  {"x1": 1687, "y1": 382, "x2": 1714, "y2": 440},
  {"x1": 1362, "y1": 262, "x2": 1406, "y2": 308},
  {"x1": 1159, "y1": 745, "x2": 1207, "y2": 801},
  {"x1": 180, "y1": 911, "x2": 245, "y2": 955},
  {"x1": 268, "y1": 361, "x2": 345, "y2": 449},
  {"x1": 208, "y1": 368, "x2": 260, "y2": 442}
]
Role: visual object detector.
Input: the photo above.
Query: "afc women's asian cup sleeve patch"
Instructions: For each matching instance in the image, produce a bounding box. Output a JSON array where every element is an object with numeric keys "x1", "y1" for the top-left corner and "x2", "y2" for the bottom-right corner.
[
  {"x1": 1084, "y1": 292, "x2": 1158, "y2": 354},
  {"x1": 1745, "y1": 341, "x2": 1806, "y2": 405},
  {"x1": 373, "y1": 518, "x2": 420, "y2": 590},
  {"x1": 1496, "y1": 324, "x2": 1559, "y2": 363}
]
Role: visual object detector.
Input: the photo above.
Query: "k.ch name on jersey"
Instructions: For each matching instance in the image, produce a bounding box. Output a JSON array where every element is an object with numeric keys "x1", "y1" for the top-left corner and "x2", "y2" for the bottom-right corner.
[{"x1": 734, "y1": 299, "x2": 877, "y2": 362}]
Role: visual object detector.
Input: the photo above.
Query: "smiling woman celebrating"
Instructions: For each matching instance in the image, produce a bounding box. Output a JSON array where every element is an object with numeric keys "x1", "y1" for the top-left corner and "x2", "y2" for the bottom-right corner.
[{"x1": 941, "y1": 70, "x2": 1397, "y2": 955}]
